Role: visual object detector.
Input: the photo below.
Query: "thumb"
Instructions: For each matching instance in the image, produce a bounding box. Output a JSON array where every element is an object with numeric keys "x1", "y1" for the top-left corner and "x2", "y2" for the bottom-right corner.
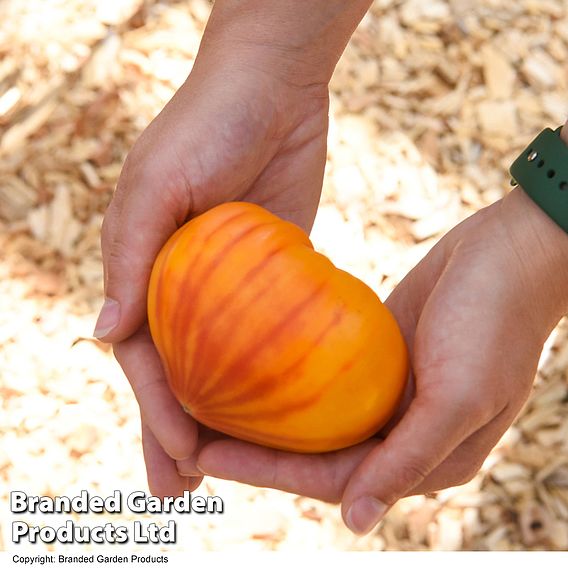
[
  {"x1": 95, "y1": 159, "x2": 190, "y2": 342},
  {"x1": 340, "y1": 385, "x2": 489, "y2": 535}
]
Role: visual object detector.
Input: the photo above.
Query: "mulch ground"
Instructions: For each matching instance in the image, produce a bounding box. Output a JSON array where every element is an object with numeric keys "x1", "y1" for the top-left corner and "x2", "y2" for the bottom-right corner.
[{"x1": 1, "y1": 0, "x2": 567, "y2": 551}]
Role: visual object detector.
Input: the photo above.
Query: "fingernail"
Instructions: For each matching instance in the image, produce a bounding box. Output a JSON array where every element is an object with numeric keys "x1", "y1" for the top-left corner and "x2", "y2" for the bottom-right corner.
[
  {"x1": 93, "y1": 298, "x2": 120, "y2": 339},
  {"x1": 345, "y1": 497, "x2": 388, "y2": 535}
]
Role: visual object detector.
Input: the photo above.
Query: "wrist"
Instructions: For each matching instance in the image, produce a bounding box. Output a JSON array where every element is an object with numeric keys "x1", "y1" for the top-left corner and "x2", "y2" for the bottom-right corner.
[
  {"x1": 501, "y1": 118, "x2": 568, "y2": 319},
  {"x1": 498, "y1": 185, "x2": 568, "y2": 324},
  {"x1": 199, "y1": 0, "x2": 373, "y2": 86}
]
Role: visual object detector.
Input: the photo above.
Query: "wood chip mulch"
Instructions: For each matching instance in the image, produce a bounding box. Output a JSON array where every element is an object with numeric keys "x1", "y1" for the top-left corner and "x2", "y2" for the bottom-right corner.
[{"x1": 1, "y1": 0, "x2": 567, "y2": 551}]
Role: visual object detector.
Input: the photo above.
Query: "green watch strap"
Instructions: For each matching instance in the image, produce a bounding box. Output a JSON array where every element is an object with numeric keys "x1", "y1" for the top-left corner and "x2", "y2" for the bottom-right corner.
[{"x1": 509, "y1": 125, "x2": 568, "y2": 233}]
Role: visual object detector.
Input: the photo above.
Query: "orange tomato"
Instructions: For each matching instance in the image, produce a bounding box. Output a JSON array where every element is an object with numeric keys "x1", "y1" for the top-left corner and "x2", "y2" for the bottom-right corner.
[{"x1": 147, "y1": 202, "x2": 408, "y2": 453}]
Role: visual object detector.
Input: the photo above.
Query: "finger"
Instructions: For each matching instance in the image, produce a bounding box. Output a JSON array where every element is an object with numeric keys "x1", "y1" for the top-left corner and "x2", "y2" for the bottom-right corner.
[
  {"x1": 96, "y1": 152, "x2": 191, "y2": 343},
  {"x1": 142, "y1": 420, "x2": 202, "y2": 497},
  {"x1": 196, "y1": 438, "x2": 378, "y2": 503},
  {"x1": 340, "y1": 385, "x2": 495, "y2": 535},
  {"x1": 176, "y1": 425, "x2": 227, "y2": 477},
  {"x1": 409, "y1": 403, "x2": 514, "y2": 495},
  {"x1": 113, "y1": 325, "x2": 198, "y2": 461}
]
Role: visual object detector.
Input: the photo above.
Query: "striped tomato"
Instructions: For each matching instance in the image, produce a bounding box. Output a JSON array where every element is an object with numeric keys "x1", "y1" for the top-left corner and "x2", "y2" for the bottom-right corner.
[{"x1": 147, "y1": 202, "x2": 408, "y2": 453}]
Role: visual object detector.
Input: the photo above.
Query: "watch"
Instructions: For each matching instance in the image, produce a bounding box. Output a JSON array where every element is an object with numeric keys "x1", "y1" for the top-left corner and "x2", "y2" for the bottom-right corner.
[{"x1": 509, "y1": 125, "x2": 568, "y2": 234}]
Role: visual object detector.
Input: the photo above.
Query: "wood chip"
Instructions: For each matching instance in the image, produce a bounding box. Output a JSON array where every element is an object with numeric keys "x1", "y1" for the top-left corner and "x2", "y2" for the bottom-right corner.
[
  {"x1": 481, "y1": 45, "x2": 516, "y2": 99},
  {"x1": 1, "y1": 98, "x2": 58, "y2": 154},
  {"x1": 476, "y1": 100, "x2": 519, "y2": 137},
  {"x1": 522, "y1": 49, "x2": 563, "y2": 90}
]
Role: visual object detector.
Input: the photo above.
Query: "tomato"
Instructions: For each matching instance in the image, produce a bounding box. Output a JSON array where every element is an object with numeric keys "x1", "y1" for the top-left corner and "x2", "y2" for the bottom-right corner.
[{"x1": 148, "y1": 202, "x2": 408, "y2": 453}]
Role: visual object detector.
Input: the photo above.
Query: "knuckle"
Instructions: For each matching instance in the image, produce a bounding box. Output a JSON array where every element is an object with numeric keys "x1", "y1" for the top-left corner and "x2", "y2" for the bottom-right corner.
[
  {"x1": 126, "y1": 153, "x2": 155, "y2": 186},
  {"x1": 122, "y1": 146, "x2": 165, "y2": 190},
  {"x1": 107, "y1": 233, "x2": 129, "y2": 267},
  {"x1": 410, "y1": 461, "x2": 483, "y2": 496},
  {"x1": 447, "y1": 454, "x2": 485, "y2": 488},
  {"x1": 107, "y1": 231, "x2": 152, "y2": 274},
  {"x1": 452, "y1": 461, "x2": 483, "y2": 487},
  {"x1": 442, "y1": 385, "x2": 494, "y2": 426},
  {"x1": 397, "y1": 457, "x2": 431, "y2": 490},
  {"x1": 450, "y1": 386, "x2": 480, "y2": 412},
  {"x1": 452, "y1": 467, "x2": 477, "y2": 487}
]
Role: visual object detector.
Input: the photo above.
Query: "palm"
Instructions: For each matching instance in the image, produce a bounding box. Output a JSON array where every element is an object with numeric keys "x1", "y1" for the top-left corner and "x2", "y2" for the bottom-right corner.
[{"x1": 380, "y1": 210, "x2": 542, "y2": 493}]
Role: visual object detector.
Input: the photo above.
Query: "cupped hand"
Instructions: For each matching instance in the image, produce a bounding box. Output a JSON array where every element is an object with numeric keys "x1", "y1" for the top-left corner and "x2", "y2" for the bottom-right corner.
[
  {"x1": 195, "y1": 185, "x2": 568, "y2": 533},
  {"x1": 96, "y1": 35, "x2": 330, "y2": 497}
]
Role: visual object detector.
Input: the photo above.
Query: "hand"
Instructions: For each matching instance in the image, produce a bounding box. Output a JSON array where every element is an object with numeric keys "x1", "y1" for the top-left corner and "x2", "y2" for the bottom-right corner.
[
  {"x1": 96, "y1": 0, "x2": 377, "y2": 497},
  {"x1": 96, "y1": 35, "x2": 330, "y2": 496},
  {"x1": 195, "y1": 183, "x2": 568, "y2": 534}
]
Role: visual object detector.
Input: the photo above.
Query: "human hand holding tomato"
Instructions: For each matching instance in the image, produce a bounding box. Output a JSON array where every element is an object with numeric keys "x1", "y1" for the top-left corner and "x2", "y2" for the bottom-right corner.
[
  {"x1": 96, "y1": 37, "x2": 330, "y2": 496},
  {"x1": 195, "y1": 184, "x2": 568, "y2": 534},
  {"x1": 96, "y1": 0, "x2": 377, "y2": 495}
]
